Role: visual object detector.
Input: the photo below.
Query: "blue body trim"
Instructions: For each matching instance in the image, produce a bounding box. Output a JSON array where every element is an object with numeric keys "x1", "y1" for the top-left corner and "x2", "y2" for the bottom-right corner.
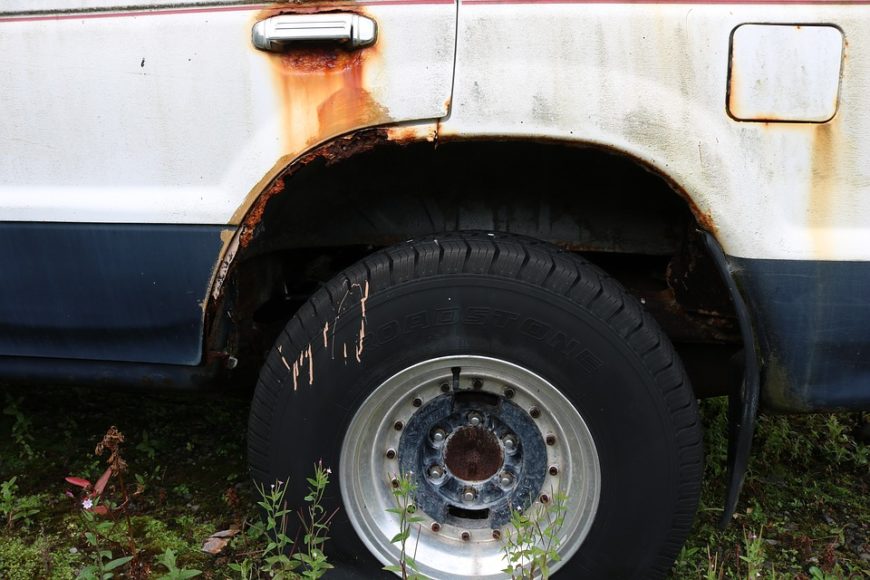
[
  {"x1": 731, "y1": 257, "x2": 870, "y2": 411},
  {"x1": 0, "y1": 223, "x2": 228, "y2": 365}
]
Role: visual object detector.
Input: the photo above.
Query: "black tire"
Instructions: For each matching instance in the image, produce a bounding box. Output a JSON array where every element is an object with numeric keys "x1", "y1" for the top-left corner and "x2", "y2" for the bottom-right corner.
[{"x1": 248, "y1": 232, "x2": 702, "y2": 579}]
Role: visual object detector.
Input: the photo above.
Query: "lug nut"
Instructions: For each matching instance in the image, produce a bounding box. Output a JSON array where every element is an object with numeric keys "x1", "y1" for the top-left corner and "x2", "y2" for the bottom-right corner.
[
  {"x1": 502, "y1": 434, "x2": 517, "y2": 451},
  {"x1": 472, "y1": 378, "x2": 483, "y2": 390},
  {"x1": 549, "y1": 465, "x2": 559, "y2": 476},
  {"x1": 467, "y1": 411, "x2": 483, "y2": 427},
  {"x1": 540, "y1": 494, "x2": 550, "y2": 504},
  {"x1": 440, "y1": 382, "x2": 450, "y2": 393},
  {"x1": 545, "y1": 434, "x2": 556, "y2": 446},
  {"x1": 428, "y1": 464, "x2": 445, "y2": 480},
  {"x1": 394, "y1": 420, "x2": 404, "y2": 431},
  {"x1": 461, "y1": 531, "x2": 471, "y2": 541},
  {"x1": 504, "y1": 387, "x2": 515, "y2": 399},
  {"x1": 412, "y1": 397, "x2": 423, "y2": 407},
  {"x1": 492, "y1": 529, "x2": 502, "y2": 540},
  {"x1": 431, "y1": 522, "x2": 441, "y2": 533},
  {"x1": 431, "y1": 428, "x2": 447, "y2": 444},
  {"x1": 462, "y1": 488, "x2": 477, "y2": 503},
  {"x1": 386, "y1": 448, "x2": 396, "y2": 459},
  {"x1": 529, "y1": 406, "x2": 541, "y2": 419},
  {"x1": 391, "y1": 478, "x2": 400, "y2": 488},
  {"x1": 499, "y1": 471, "x2": 514, "y2": 487}
]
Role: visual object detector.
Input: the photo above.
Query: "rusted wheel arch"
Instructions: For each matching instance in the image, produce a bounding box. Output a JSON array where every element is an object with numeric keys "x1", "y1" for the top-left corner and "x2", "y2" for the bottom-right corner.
[{"x1": 205, "y1": 132, "x2": 738, "y2": 390}]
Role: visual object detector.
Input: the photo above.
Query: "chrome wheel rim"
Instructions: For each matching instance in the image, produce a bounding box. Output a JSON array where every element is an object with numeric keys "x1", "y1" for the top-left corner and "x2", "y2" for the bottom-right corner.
[{"x1": 340, "y1": 356, "x2": 601, "y2": 579}]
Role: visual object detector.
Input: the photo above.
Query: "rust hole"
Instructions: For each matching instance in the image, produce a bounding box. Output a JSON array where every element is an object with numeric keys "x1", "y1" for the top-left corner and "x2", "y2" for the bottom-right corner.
[{"x1": 444, "y1": 427, "x2": 503, "y2": 482}]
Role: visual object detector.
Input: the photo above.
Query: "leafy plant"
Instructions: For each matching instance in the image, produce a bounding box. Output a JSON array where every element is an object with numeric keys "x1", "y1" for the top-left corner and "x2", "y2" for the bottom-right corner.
[
  {"x1": 384, "y1": 472, "x2": 426, "y2": 580},
  {"x1": 76, "y1": 502, "x2": 134, "y2": 580},
  {"x1": 231, "y1": 463, "x2": 335, "y2": 579},
  {"x1": 136, "y1": 430, "x2": 158, "y2": 461},
  {"x1": 739, "y1": 526, "x2": 767, "y2": 579},
  {"x1": 3, "y1": 395, "x2": 35, "y2": 459},
  {"x1": 66, "y1": 426, "x2": 143, "y2": 577},
  {"x1": 294, "y1": 462, "x2": 335, "y2": 578},
  {"x1": 154, "y1": 548, "x2": 202, "y2": 579},
  {"x1": 500, "y1": 489, "x2": 567, "y2": 579},
  {"x1": 0, "y1": 477, "x2": 40, "y2": 530}
]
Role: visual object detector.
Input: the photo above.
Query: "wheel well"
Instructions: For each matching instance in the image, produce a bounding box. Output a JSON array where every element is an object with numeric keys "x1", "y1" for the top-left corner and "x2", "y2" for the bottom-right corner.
[{"x1": 210, "y1": 138, "x2": 741, "y2": 395}]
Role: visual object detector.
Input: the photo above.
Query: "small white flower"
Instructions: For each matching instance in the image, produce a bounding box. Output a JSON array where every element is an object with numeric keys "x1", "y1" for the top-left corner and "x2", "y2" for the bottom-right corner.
[
  {"x1": 326, "y1": 468, "x2": 332, "y2": 475},
  {"x1": 82, "y1": 498, "x2": 93, "y2": 510}
]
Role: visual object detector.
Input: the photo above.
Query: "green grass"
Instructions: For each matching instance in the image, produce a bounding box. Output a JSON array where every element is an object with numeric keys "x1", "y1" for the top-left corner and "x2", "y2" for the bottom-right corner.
[{"x1": 0, "y1": 387, "x2": 867, "y2": 578}]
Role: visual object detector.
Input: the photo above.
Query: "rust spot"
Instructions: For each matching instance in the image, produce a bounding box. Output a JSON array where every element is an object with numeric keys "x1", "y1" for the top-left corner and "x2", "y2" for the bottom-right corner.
[
  {"x1": 277, "y1": 47, "x2": 361, "y2": 74},
  {"x1": 444, "y1": 427, "x2": 503, "y2": 482},
  {"x1": 239, "y1": 176, "x2": 286, "y2": 249},
  {"x1": 237, "y1": 128, "x2": 389, "y2": 249},
  {"x1": 386, "y1": 126, "x2": 421, "y2": 143},
  {"x1": 685, "y1": 196, "x2": 717, "y2": 234}
]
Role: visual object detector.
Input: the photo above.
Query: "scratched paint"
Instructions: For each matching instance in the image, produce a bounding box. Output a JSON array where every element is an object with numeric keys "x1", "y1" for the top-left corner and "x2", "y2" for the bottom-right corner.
[{"x1": 273, "y1": 278, "x2": 370, "y2": 390}]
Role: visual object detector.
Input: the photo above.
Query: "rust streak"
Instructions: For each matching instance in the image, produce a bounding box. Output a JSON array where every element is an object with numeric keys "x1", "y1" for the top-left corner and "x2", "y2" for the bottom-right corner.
[{"x1": 809, "y1": 120, "x2": 839, "y2": 257}]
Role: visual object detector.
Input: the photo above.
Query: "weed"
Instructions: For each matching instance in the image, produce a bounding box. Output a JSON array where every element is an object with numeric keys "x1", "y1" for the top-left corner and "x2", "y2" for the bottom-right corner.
[
  {"x1": 66, "y1": 426, "x2": 145, "y2": 577},
  {"x1": 704, "y1": 546, "x2": 722, "y2": 580},
  {"x1": 0, "y1": 477, "x2": 40, "y2": 530},
  {"x1": 500, "y1": 489, "x2": 567, "y2": 579},
  {"x1": 136, "y1": 431, "x2": 158, "y2": 461},
  {"x1": 231, "y1": 463, "x2": 335, "y2": 579},
  {"x1": 154, "y1": 548, "x2": 202, "y2": 579},
  {"x1": 384, "y1": 472, "x2": 425, "y2": 580},
  {"x1": 295, "y1": 462, "x2": 335, "y2": 578},
  {"x1": 3, "y1": 395, "x2": 35, "y2": 460},
  {"x1": 739, "y1": 527, "x2": 767, "y2": 578},
  {"x1": 76, "y1": 502, "x2": 134, "y2": 580}
]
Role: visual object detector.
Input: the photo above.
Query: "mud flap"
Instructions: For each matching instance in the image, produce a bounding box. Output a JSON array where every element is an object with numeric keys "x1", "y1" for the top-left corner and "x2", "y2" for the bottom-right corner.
[{"x1": 700, "y1": 231, "x2": 760, "y2": 528}]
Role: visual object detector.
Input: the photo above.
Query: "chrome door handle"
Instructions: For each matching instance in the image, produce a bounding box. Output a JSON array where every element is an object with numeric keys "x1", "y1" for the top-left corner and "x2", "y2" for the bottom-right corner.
[{"x1": 252, "y1": 13, "x2": 377, "y2": 52}]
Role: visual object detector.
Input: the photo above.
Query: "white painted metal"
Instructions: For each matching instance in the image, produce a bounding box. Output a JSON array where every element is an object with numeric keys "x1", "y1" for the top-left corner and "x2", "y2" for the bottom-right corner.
[
  {"x1": 2, "y1": 2, "x2": 869, "y2": 264},
  {"x1": 0, "y1": 2, "x2": 455, "y2": 224},
  {"x1": 728, "y1": 24, "x2": 844, "y2": 122},
  {"x1": 0, "y1": 0, "x2": 259, "y2": 13},
  {"x1": 440, "y1": 4, "x2": 870, "y2": 262}
]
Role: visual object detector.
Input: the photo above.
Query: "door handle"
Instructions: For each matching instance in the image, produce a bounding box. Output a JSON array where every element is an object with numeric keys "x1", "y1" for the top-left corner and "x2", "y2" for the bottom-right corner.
[{"x1": 252, "y1": 13, "x2": 377, "y2": 52}]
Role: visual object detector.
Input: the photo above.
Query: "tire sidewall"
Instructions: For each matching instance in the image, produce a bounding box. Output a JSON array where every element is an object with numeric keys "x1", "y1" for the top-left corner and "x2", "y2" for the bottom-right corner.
[{"x1": 259, "y1": 274, "x2": 690, "y2": 578}]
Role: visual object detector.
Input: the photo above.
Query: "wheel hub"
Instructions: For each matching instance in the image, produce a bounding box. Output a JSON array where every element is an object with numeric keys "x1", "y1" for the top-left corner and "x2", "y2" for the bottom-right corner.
[
  {"x1": 444, "y1": 426, "x2": 501, "y2": 481},
  {"x1": 397, "y1": 390, "x2": 548, "y2": 528}
]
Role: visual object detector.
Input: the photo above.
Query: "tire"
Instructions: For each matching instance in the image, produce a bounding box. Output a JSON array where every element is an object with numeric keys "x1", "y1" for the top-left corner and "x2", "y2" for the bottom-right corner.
[{"x1": 248, "y1": 232, "x2": 702, "y2": 579}]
